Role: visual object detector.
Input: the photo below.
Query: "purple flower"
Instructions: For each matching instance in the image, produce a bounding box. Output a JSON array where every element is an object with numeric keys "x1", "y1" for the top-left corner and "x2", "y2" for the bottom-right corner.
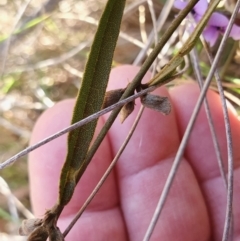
[
  {"x1": 203, "y1": 12, "x2": 240, "y2": 46},
  {"x1": 174, "y1": 0, "x2": 240, "y2": 46},
  {"x1": 174, "y1": 0, "x2": 208, "y2": 17}
]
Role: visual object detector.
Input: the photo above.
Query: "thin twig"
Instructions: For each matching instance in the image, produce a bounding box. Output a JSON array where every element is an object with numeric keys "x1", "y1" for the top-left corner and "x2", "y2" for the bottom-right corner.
[
  {"x1": 190, "y1": 49, "x2": 227, "y2": 187},
  {"x1": 0, "y1": 85, "x2": 157, "y2": 170},
  {"x1": 139, "y1": 5, "x2": 148, "y2": 44},
  {"x1": 147, "y1": 0, "x2": 158, "y2": 45},
  {"x1": 147, "y1": 0, "x2": 158, "y2": 73},
  {"x1": 133, "y1": 0, "x2": 176, "y2": 65}
]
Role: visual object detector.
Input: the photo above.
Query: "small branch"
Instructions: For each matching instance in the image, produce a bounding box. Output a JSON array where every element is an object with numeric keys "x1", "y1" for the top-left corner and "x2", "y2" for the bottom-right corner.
[
  {"x1": 190, "y1": 49, "x2": 227, "y2": 187},
  {"x1": 133, "y1": 0, "x2": 176, "y2": 65},
  {"x1": 0, "y1": 85, "x2": 156, "y2": 170}
]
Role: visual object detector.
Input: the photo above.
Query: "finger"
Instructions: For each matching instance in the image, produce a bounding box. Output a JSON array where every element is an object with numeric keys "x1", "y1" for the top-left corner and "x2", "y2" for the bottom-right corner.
[
  {"x1": 170, "y1": 83, "x2": 240, "y2": 240},
  {"x1": 104, "y1": 65, "x2": 210, "y2": 240},
  {"x1": 29, "y1": 101, "x2": 126, "y2": 240}
]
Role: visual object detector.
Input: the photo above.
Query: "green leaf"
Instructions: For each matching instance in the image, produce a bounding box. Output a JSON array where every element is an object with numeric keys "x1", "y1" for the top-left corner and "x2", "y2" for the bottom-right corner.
[{"x1": 58, "y1": 0, "x2": 126, "y2": 206}]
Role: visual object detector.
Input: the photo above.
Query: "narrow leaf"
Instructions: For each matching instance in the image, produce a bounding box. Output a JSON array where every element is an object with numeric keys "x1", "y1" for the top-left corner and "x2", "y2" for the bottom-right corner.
[{"x1": 58, "y1": 0, "x2": 126, "y2": 206}]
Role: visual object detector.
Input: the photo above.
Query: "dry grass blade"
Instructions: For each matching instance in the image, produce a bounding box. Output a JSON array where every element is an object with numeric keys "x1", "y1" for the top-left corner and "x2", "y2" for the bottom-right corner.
[
  {"x1": 190, "y1": 49, "x2": 227, "y2": 187},
  {"x1": 147, "y1": 0, "x2": 158, "y2": 73},
  {"x1": 138, "y1": 4, "x2": 148, "y2": 44},
  {"x1": 134, "y1": 0, "x2": 175, "y2": 65}
]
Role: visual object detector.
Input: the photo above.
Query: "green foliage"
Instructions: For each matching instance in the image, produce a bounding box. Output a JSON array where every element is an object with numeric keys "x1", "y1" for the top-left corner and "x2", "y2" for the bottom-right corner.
[{"x1": 58, "y1": 0, "x2": 126, "y2": 206}]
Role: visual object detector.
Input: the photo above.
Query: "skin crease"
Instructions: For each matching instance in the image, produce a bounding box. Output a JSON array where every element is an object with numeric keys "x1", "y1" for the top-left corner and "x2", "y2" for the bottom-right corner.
[{"x1": 29, "y1": 65, "x2": 240, "y2": 241}]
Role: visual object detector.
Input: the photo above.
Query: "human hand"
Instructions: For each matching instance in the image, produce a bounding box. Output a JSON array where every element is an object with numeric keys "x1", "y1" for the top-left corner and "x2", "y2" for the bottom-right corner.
[{"x1": 28, "y1": 65, "x2": 240, "y2": 240}]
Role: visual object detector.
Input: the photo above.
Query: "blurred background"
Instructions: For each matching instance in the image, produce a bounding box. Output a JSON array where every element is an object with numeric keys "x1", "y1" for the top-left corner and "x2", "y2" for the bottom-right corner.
[{"x1": 0, "y1": 0, "x2": 239, "y2": 240}]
